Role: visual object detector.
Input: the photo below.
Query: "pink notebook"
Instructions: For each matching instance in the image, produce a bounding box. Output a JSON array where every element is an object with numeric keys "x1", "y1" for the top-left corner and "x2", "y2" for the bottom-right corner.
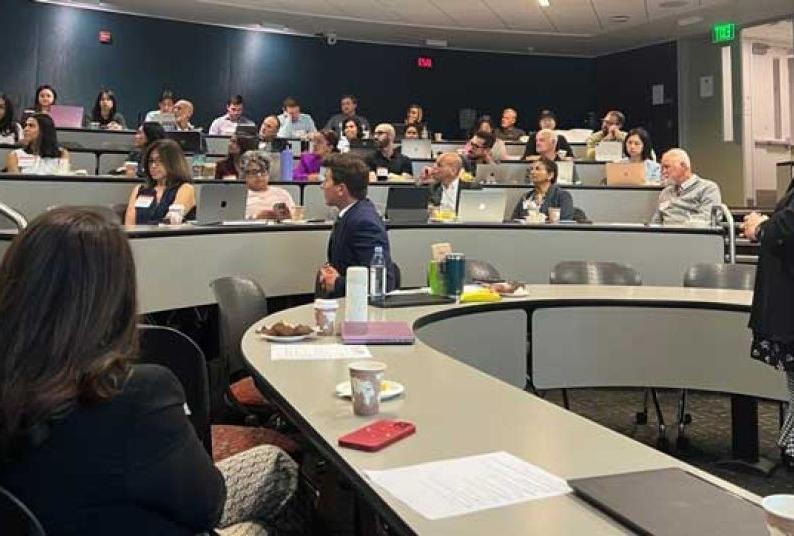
[{"x1": 341, "y1": 321, "x2": 415, "y2": 345}]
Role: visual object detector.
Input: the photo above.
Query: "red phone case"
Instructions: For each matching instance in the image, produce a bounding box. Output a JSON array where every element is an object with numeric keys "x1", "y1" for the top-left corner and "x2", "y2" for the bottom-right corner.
[{"x1": 338, "y1": 420, "x2": 416, "y2": 452}]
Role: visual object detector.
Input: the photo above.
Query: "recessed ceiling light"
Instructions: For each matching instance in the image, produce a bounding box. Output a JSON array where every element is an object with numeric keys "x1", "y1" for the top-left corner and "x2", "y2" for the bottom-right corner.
[
  {"x1": 659, "y1": 0, "x2": 689, "y2": 8},
  {"x1": 678, "y1": 15, "x2": 703, "y2": 26},
  {"x1": 425, "y1": 39, "x2": 448, "y2": 47},
  {"x1": 538, "y1": 0, "x2": 550, "y2": 7},
  {"x1": 609, "y1": 15, "x2": 630, "y2": 23}
]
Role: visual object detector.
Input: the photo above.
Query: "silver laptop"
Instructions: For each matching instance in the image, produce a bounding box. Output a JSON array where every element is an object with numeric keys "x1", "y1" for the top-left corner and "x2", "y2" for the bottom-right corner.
[
  {"x1": 594, "y1": 141, "x2": 623, "y2": 162},
  {"x1": 367, "y1": 184, "x2": 390, "y2": 218},
  {"x1": 400, "y1": 139, "x2": 432, "y2": 160},
  {"x1": 475, "y1": 163, "x2": 530, "y2": 185},
  {"x1": 195, "y1": 183, "x2": 247, "y2": 225},
  {"x1": 457, "y1": 189, "x2": 506, "y2": 223}
]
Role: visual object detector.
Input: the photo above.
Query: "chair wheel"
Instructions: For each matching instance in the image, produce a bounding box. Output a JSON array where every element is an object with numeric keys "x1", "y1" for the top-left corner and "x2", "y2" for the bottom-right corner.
[
  {"x1": 682, "y1": 413, "x2": 692, "y2": 425},
  {"x1": 635, "y1": 412, "x2": 648, "y2": 425}
]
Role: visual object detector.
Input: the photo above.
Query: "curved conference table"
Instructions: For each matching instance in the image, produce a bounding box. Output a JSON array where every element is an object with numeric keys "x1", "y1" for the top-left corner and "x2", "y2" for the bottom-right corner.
[{"x1": 241, "y1": 286, "x2": 779, "y2": 535}]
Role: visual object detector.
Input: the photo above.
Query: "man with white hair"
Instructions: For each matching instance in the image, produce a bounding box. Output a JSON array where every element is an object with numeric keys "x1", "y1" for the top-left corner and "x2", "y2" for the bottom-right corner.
[
  {"x1": 651, "y1": 148, "x2": 722, "y2": 224},
  {"x1": 365, "y1": 123, "x2": 412, "y2": 181},
  {"x1": 526, "y1": 129, "x2": 562, "y2": 162},
  {"x1": 494, "y1": 108, "x2": 525, "y2": 141}
]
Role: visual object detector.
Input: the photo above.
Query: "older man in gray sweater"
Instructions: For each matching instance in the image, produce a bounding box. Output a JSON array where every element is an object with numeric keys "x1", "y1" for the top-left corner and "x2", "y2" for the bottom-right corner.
[{"x1": 651, "y1": 149, "x2": 722, "y2": 224}]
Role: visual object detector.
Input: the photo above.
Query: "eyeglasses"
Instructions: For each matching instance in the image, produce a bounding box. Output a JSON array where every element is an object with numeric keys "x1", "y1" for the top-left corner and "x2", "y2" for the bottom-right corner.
[
  {"x1": 246, "y1": 169, "x2": 267, "y2": 176},
  {"x1": 470, "y1": 143, "x2": 484, "y2": 149}
]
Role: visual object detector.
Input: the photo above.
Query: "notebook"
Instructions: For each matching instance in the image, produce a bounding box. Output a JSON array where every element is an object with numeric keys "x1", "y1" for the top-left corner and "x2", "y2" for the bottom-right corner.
[
  {"x1": 370, "y1": 293, "x2": 455, "y2": 308},
  {"x1": 569, "y1": 468, "x2": 766, "y2": 536},
  {"x1": 341, "y1": 321, "x2": 415, "y2": 344}
]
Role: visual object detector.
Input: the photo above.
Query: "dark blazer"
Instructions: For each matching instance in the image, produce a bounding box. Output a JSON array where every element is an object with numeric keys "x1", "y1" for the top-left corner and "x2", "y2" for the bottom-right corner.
[
  {"x1": 511, "y1": 183, "x2": 574, "y2": 221},
  {"x1": 429, "y1": 179, "x2": 481, "y2": 210},
  {"x1": 749, "y1": 183, "x2": 794, "y2": 342},
  {"x1": 0, "y1": 364, "x2": 226, "y2": 535},
  {"x1": 327, "y1": 198, "x2": 396, "y2": 298},
  {"x1": 522, "y1": 133, "x2": 573, "y2": 160}
]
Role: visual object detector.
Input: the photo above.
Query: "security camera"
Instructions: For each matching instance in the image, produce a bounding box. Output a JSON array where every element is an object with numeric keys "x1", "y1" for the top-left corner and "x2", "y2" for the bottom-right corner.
[{"x1": 325, "y1": 32, "x2": 337, "y2": 46}]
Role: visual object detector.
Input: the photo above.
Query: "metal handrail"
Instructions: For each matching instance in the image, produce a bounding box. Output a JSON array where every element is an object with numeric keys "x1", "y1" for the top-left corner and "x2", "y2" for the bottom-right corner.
[
  {"x1": 716, "y1": 203, "x2": 736, "y2": 264},
  {"x1": 0, "y1": 201, "x2": 28, "y2": 231}
]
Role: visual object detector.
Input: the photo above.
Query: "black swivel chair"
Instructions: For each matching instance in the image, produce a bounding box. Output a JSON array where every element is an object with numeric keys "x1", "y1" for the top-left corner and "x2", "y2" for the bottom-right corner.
[
  {"x1": 137, "y1": 324, "x2": 213, "y2": 455},
  {"x1": 677, "y1": 263, "x2": 757, "y2": 447},
  {"x1": 465, "y1": 259, "x2": 503, "y2": 283},
  {"x1": 0, "y1": 485, "x2": 46, "y2": 536}
]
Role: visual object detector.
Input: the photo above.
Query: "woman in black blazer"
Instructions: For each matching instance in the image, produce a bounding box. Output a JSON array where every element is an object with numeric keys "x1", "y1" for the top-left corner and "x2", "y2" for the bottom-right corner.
[
  {"x1": 0, "y1": 208, "x2": 296, "y2": 534},
  {"x1": 511, "y1": 156, "x2": 574, "y2": 221},
  {"x1": 744, "y1": 183, "x2": 794, "y2": 460}
]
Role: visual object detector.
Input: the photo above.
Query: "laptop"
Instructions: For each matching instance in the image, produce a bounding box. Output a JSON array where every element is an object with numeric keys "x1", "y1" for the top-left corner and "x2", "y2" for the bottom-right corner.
[
  {"x1": 150, "y1": 112, "x2": 177, "y2": 129},
  {"x1": 49, "y1": 105, "x2": 84, "y2": 128},
  {"x1": 386, "y1": 187, "x2": 430, "y2": 224},
  {"x1": 556, "y1": 160, "x2": 575, "y2": 184},
  {"x1": 235, "y1": 125, "x2": 257, "y2": 137},
  {"x1": 367, "y1": 184, "x2": 390, "y2": 218},
  {"x1": 194, "y1": 183, "x2": 247, "y2": 225},
  {"x1": 341, "y1": 321, "x2": 415, "y2": 345},
  {"x1": 457, "y1": 189, "x2": 506, "y2": 223},
  {"x1": 400, "y1": 139, "x2": 432, "y2": 160},
  {"x1": 166, "y1": 131, "x2": 202, "y2": 154},
  {"x1": 594, "y1": 140, "x2": 623, "y2": 162},
  {"x1": 475, "y1": 164, "x2": 502, "y2": 184},
  {"x1": 606, "y1": 162, "x2": 645, "y2": 185},
  {"x1": 569, "y1": 468, "x2": 766, "y2": 536}
]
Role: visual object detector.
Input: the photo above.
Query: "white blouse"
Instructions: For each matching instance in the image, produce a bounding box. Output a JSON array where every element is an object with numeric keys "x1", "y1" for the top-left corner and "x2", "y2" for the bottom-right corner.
[
  {"x1": 13, "y1": 148, "x2": 70, "y2": 175},
  {"x1": 0, "y1": 123, "x2": 23, "y2": 145}
]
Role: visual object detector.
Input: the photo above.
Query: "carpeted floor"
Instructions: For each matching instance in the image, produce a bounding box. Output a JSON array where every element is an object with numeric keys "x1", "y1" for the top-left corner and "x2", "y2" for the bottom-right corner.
[{"x1": 543, "y1": 387, "x2": 794, "y2": 497}]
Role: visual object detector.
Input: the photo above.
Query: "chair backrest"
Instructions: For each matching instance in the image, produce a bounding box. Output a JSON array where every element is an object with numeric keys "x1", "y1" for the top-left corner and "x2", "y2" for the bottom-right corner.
[
  {"x1": 550, "y1": 261, "x2": 642, "y2": 286},
  {"x1": 137, "y1": 325, "x2": 212, "y2": 455},
  {"x1": 51, "y1": 205, "x2": 121, "y2": 225},
  {"x1": 683, "y1": 263, "x2": 756, "y2": 291},
  {"x1": 210, "y1": 277, "x2": 268, "y2": 380},
  {"x1": 465, "y1": 259, "x2": 503, "y2": 283},
  {"x1": 392, "y1": 261, "x2": 402, "y2": 290},
  {"x1": 0, "y1": 486, "x2": 46, "y2": 536}
]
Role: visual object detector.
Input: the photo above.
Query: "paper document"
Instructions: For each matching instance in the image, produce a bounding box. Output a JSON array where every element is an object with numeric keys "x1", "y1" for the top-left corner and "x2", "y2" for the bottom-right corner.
[
  {"x1": 270, "y1": 344, "x2": 372, "y2": 361},
  {"x1": 365, "y1": 451, "x2": 571, "y2": 520}
]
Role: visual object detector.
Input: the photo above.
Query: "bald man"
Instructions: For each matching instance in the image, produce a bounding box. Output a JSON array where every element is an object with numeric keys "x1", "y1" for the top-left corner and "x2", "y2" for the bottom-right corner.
[
  {"x1": 173, "y1": 100, "x2": 195, "y2": 131},
  {"x1": 650, "y1": 148, "x2": 722, "y2": 224},
  {"x1": 365, "y1": 123, "x2": 412, "y2": 182},
  {"x1": 494, "y1": 108, "x2": 526, "y2": 141},
  {"x1": 422, "y1": 152, "x2": 480, "y2": 211}
]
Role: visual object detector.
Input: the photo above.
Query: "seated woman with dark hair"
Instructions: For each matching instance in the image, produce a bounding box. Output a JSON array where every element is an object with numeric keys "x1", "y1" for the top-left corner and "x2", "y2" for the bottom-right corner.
[
  {"x1": 403, "y1": 123, "x2": 421, "y2": 139},
  {"x1": 622, "y1": 127, "x2": 661, "y2": 183},
  {"x1": 32, "y1": 84, "x2": 57, "y2": 114},
  {"x1": 124, "y1": 121, "x2": 166, "y2": 177},
  {"x1": 241, "y1": 150, "x2": 295, "y2": 219},
  {"x1": 4, "y1": 113, "x2": 70, "y2": 174},
  {"x1": 338, "y1": 117, "x2": 363, "y2": 152},
  {"x1": 0, "y1": 207, "x2": 298, "y2": 534},
  {"x1": 294, "y1": 129, "x2": 338, "y2": 181},
  {"x1": 511, "y1": 156, "x2": 574, "y2": 221},
  {"x1": 85, "y1": 89, "x2": 127, "y2": 130},
  {"x1": 0, "y1": 94, "x2": 23, "y2": 145},
  {"x1": 124, "y1": 138, "x2": 195, "y2": 225},
  {"x1": 215, "y1": 134, "x2": 258, "y2": 180}
]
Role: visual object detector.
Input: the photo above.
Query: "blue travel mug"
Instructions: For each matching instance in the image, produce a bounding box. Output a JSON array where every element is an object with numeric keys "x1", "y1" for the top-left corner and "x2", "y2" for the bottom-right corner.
[{"x1": 443, "y1": 253, "x2": 466, "y2": 298}]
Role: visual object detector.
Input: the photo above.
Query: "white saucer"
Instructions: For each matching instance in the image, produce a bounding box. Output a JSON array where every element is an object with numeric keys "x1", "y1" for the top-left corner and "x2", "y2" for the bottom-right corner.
[{"x1": 335, "y1": 380, "x2": 405, "y2": 400}]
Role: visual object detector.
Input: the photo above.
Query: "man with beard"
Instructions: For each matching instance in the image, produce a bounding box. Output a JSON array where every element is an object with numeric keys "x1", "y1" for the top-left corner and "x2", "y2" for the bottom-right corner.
[{"x1": 364, "y1": 123, "x2": 412, "y2": 181}]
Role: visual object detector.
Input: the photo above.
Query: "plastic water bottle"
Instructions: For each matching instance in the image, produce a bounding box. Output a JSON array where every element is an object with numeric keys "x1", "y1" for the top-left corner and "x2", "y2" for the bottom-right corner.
[
  {"x1": 190, "y1": 152, "x2": 206, "y2": 178},
  {"x1": 369, "y1": 246, "x2": 386, "y2": 304},
  {"x1": 280, "y1": 145, "x2": 293, "y2": 182}
]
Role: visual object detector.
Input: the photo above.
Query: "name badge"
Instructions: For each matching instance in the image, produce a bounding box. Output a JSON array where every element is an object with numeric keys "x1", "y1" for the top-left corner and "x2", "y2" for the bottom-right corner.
[
  {"x1": 135, "y1": 196, "x2": 155, "y2": 208},
  {"x1": 658, "y1": 201, "x2": 671, "y2": 210},
  {"x1": 376, "y1": 166, "x2": 388, "y2": 177},
  {"x1": 293, "y1": 129, "x2": 306, "y2": 138},
  {"x1": 16, "y1": 154, "x2": 35, "y2": 168}
]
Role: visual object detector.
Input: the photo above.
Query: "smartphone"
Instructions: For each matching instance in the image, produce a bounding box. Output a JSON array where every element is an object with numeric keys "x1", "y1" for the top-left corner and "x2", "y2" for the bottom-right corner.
[{"x1": 338, "y1": 420, "x2": 416, "y2": 452}]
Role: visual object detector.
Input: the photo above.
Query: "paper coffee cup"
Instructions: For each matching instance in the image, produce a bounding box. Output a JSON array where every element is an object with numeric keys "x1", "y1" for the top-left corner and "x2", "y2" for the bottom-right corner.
[
  {"x1": 313, "y1": 299, "x2": 338, "y2": 336},
  {"x1": 548, "y1": 207, "x2": 561, "y2": 223},
  {"x1": 124, "y1": 161, "x2": 138, "y2": 176},
  {"x1": 291, "y1": 205, "x2": 305, "y2": 221},
  {"x1": 348, "y1": 361, "x2": 386, "y2": 416},
  {"x1": 763, "y1": 495, "x2": 794, "y2": 535},
  {"x1": 167, "y1": 203, "x2": 185, "y2": 225}
]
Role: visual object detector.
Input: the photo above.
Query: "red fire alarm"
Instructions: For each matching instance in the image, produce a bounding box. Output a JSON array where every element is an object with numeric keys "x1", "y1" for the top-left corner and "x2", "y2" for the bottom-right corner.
[
  {"x1": 417, "y1": 56, "x2": 433, "y2": 69},
  {"x1": 99, "y1": 30, "x2": 112, "y2": 44}
]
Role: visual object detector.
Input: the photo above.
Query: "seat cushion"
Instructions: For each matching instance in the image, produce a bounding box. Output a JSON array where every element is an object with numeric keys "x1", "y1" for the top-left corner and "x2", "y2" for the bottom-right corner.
[
  {"x1": 211, "y1": 424, "x2": 300, "y2": 462},
  {"x1": 230, "y1": 376, "x2": 268, "y2": 407}
]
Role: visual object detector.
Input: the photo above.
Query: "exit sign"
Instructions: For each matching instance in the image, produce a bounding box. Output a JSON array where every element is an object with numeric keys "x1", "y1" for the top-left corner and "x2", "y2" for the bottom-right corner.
[
  {"x1": 712, "y1": 22, "x2": 735, "y2": 44},
  {"x1": 417, "y1": 56, "x2": 433, "y2": 69}
]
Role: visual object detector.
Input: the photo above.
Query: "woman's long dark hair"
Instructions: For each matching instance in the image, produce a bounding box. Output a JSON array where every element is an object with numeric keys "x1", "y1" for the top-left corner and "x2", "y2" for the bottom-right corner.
[
  {"x1": 33, "y1": 85, "x2": 57, "y2": 112},
  {"x1": 468, "y1": 115, "x2": 495, "y2": 138},
  {"x1": 342, "y1": 117, "x2": 363, "y2": 140},
  {"x1": 623, "y1": 127, "x2": 654, "y2": 161},
  {"x1": 27, "y1": 113, "x2": 61, "y2": 158},
  {"x1": 142, "y1": 138, "x2": 192, "y2": 189},
  {"x1": 0, "y1": 94, "x2": 18, "y2": 139},
  {"x1": 536, "y1": 155, "x2": 559, "y2": 184},
  {"x1": 0, "y1": 208, "x2": 138, "y2": 460},
  {"x1": 91, "y1": 89, "x2": 119, "y2": 125}
]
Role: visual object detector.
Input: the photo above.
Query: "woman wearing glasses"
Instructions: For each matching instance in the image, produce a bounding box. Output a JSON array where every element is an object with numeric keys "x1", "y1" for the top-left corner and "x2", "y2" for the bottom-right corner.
[{"x1": 242, "y1": 150, "x2": 295, "y2": 220}]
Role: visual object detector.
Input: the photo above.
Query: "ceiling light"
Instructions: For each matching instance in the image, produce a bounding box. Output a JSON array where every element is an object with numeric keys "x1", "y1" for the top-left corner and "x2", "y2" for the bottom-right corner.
[
  {"x1": 609, "y1": 15, "x2": 630, "y2": 23},
  {"x1": 678, "y1": 16, "x2": 703, "y2": 26},
  {"x1": 538, "y1": 0, "x2": 550, "y2": 7},
  {"x1": 659, "y1": 0, "x2": 688, "y2": 8},
  {"x1": 425, "y1": 39, "x2": 447, "y2": 47}
]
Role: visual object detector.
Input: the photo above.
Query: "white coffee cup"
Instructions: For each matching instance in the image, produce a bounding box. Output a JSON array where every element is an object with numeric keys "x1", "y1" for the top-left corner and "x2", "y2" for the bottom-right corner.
[
  {"x1": 763, "y1": 495, "x2": 794, "y2": 535},
  {"x1": 313, "y1": 299, "x2": 338, "y2": 336},
  {"x1": 348, "y1": 360, "x2": 387, "y2": 416},
  {"x1": 167, "y1": 203, "x2": 185, "y2": 225},
  {"x1": 548, "y1": 207, "x2": 561, "y2": 223}
]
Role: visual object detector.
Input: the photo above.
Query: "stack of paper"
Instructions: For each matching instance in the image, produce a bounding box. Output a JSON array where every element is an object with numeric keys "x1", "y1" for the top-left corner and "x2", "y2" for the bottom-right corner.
[{"x1": 270, "y1": 344, "x2": 372, "y2": 361}]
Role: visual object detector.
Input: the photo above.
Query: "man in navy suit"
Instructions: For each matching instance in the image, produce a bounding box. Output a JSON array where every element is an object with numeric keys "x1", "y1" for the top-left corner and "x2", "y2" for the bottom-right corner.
[{"x1": 317, "y1": 153, "x2": 396, "y2": 298}]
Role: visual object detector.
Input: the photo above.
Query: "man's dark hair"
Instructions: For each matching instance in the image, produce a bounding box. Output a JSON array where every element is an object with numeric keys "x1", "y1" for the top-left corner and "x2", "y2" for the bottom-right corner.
[
  {"x1": 474, "y1": 130, "x2": 495, "y2": 149},
  {"x1": 283, "y1": 96, "x2": 299, "y2": 108},
  {"x1": 341, "y1": 94, "x2": 357, "y2": 104},
  {"x1": 322, "y1": 153, "x2": 369, "y2": 200},
  {"x1": 229, "y1": 94, "x2": 244, "y2": 106}
]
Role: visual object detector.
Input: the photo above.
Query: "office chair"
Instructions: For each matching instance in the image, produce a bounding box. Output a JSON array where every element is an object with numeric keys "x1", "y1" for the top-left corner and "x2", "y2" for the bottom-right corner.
[
  {"x1": 677, "y1": 263, "x2": 757, "y2": 448},
  {"x1": 0, "y1": 485, "x2": 46, "y2": 536},
  {"x1": 465, "y1": 259, "x2": 503, "y2": 283}
]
